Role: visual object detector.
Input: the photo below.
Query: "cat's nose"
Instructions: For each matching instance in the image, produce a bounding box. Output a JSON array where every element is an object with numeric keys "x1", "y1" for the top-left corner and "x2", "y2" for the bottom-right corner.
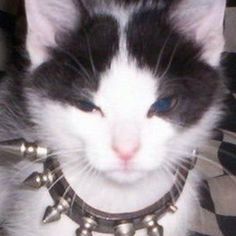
[{"x1": 112, "y1": 142, "x2": 140, "y2": 162}]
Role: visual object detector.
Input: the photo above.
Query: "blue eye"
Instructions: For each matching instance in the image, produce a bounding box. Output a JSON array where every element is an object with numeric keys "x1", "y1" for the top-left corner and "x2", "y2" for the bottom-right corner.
[
  {"x1": 155, "y1": 97, "x2": 172, "y2": 111},
  {"x1": 148, "y1": 97, "x2": 176, "y2": 117}
]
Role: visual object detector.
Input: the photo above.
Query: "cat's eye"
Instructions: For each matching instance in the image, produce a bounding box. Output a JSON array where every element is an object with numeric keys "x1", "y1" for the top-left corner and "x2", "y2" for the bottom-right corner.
[
  {"x1": 77, "y1": 100, "x2": 103, "y2": 116},
  {"x1": 147, "y1": 97, "x2": 177, "y2": 117}
]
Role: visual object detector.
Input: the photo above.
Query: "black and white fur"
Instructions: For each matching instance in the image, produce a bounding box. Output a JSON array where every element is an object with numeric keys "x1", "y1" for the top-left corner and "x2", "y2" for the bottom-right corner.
[{"x1": 0, "y1": 0, "x2": 226, "y2": 235}]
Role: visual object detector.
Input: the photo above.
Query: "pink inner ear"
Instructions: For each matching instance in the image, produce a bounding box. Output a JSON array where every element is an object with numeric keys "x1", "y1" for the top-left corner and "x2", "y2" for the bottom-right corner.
[
  {"x1": 25, "y1": 0, "x2": 79, "y2": 67},
  {"x1": 26, "y1": 15, "x2": 56, "y2": 67},
  {"x1": 170, "y1": 0, "x2": 226, "y2": 66}
]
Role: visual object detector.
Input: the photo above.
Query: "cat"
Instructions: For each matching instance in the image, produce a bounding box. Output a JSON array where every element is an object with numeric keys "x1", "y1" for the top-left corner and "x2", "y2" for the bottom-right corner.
[{"x1": 0, "y1": 0, "x2": 226, "y2": 235}]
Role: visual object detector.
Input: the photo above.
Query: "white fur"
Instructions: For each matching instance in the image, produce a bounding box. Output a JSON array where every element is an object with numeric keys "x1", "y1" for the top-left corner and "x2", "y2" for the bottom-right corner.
[{"x1": 0, "y1": 1, "x2": 225, "y2": 236}]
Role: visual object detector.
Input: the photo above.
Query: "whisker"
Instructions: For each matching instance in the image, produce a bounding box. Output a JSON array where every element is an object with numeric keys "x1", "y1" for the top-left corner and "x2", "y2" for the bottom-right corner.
[
  {"x1": 63, "y1": 63, "x2": 91, "y2": 83},
  {"x1": 165, "y1": 162, "x2": 200, "y2": 204},
  {"x1": 197, "y1": 155, "x2": 236, "y2": 179},
  {"x1": 11, "y1": 148, "x2": 84, "y2": 180},
  {"x1": 85, "y1": 33, "x2": 98, "y2": 79},
  {"x1": 167, "y1": 150, "x2": 236, "y2": 185},
  {"x1": 62, "y1": 185, "x2": 71, "y2": 198},
  {"x1": 216, "y1": 148, "x2": 236, "y2": 159},
  {"x1": 48, "y1": 161, "x2": 92, "y2": 191},
  {"x1": 162, "y1": 165, "x2": 178, "y2": 204},
  {"x1": 154, "y1": 32, "x2": 172, "y2": 75},
  {"x1": 159, "y1": 41, "x2": 179, "y2": 79},
  {"x1": 56, "y1": 48, "x2": 93, "y2": 82},
  {"x1": 70, "y1": 192, "x2": 77, "y2": 213}
]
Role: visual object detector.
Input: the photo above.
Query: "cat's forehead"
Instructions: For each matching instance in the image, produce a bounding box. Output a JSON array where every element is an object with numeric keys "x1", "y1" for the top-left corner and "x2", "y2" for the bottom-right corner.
[
  {"x1": 94, "y1": 54, "x2": 157, "y2": 118},
  {"x1": 49, "y1": 5, "x2": 203, "y2": 87}
]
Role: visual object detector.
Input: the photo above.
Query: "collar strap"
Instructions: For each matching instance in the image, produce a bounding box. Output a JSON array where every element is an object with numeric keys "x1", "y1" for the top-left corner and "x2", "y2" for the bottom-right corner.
[{"x1": 40, "y1": 157, "x2": 195, "y2": 235}]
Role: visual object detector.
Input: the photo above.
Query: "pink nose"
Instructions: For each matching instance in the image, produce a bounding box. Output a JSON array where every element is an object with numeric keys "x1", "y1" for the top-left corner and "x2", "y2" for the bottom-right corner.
[{"x1": 112, "y1": 143, "x2": 140, "y2": 162}]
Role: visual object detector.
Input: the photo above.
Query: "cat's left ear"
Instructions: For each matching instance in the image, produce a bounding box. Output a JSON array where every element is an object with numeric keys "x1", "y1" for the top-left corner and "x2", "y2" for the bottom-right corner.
[
  {"x1": 170, "y1": 0, "x2": 226, "y2": 66},
  {"x1": 25, "y1": 0, "x2": 89, "y2": 68}
]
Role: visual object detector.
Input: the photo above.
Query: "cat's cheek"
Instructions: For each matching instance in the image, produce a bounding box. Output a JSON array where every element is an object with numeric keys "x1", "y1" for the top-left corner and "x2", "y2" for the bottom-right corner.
[
  {"x1": 137, "y1": 117, "x2": 178, "y2": 167},
  {"x1": 61, "y1": 113, "x2": 116, "y2": 170}
]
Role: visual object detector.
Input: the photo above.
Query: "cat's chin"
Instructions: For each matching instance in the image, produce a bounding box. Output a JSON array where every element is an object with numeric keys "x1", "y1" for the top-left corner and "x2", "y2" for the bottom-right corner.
[{"x1": 104, "y1": 170, "x2": 149, "y2": 184}]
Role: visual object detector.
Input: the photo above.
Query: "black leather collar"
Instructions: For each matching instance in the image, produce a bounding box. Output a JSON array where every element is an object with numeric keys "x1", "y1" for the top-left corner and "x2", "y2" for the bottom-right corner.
[{"x1": 44, "y1": 157, "x2": 196, "y2": 234}]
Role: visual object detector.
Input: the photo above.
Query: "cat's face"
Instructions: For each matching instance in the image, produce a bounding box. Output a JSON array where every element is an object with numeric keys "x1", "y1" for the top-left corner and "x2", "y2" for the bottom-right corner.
[{"x1": 25, "y1": 0, "x2": 225, "y2": 185}]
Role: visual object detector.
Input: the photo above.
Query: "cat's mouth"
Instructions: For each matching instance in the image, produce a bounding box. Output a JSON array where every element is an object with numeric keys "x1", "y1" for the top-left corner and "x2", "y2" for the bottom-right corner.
[{"x1": 103, "y1": 169, "x2": 147, "y2": 184}]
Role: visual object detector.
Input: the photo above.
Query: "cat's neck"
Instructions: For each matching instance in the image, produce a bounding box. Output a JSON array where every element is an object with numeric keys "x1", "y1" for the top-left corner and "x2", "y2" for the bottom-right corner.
[{"x1": 62, "y1": 165, "x2": 174, "y2": 213}]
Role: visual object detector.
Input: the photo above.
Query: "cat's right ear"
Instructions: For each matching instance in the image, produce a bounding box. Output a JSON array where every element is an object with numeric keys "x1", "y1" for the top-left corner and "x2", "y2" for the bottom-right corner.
[
  {"x1": 25, "y1": 0, "x2": 88, "y2": 68},
  {"x1": 169, "y1": 0, "x2": 226, "y2": 67}
]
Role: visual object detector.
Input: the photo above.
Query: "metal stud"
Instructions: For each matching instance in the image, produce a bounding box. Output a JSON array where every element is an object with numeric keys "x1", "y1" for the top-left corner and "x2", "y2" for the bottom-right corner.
[
  {"x1": 43, "y1": 198, "x2": 70, "y2": 224},
  {"x1": 76, "y1": 217, "x2": 98, "y2": 236},
  {"x1": 168, "y1": 203, "x2": 178, "y2": 213},
  {"x1": 23, "y1": 170, "x2": 54, "y2": 189},
  {"x1": 190, "y1": 149, "x2": 198, "y2": 170},
  {"x1": 143, "y1": 215, "x2": 163, "y2": 236},
  {"x1": 0, "y1": 139, "x2": 48, "y2": 164},
  {"x1": 114, "y1": 222, "x2": 135, "y2": 236},
  {"x1": 21, "y1": 141, "x2": 48, "y2": 161}
]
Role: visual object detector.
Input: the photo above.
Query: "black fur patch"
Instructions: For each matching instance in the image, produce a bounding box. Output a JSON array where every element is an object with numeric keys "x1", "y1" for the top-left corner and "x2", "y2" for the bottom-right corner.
[
  {"x1": 30, "y1": 15, "x2": 119, "y2": 107},
  {"x1": 126, "y1": 7, "x2": 223, "y2": 126},
  {"x1": 114, "y1": 0, "x2": 144, "y2": 4}
]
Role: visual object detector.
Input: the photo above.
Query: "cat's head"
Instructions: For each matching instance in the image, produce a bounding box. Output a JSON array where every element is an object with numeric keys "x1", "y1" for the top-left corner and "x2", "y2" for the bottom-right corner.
[{"x1": 24, "y1": 0, "x2": 225, "y2": 186}]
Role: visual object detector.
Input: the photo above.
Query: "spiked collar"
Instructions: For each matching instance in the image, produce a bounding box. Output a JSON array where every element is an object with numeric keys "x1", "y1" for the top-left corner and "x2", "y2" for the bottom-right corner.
[{"x1": 0, "y1": 139, "x2": 197, "y2": 236}]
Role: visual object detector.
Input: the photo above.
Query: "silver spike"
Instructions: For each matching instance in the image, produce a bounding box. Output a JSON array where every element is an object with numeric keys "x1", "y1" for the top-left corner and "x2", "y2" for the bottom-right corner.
[
  {"x1": 76, "y1": 217, "x2": 98, "y2": 236},
  {"x1": 0, "y1": 139, "x2": 48, "y2": 163},
  {"x1": 114, "y1": 223, "x2": 135, "y2": 236},
  {"x1": 190, "y1": 149, "x2": 198, "y2": 169},
  {"x1": 0, "y1": 139, "x2": 26, "y2": 164},
  {"x1": 21, "y1": 141, "x2": 48, "y2": 161},
  {"x1": 23, "y1": 170, "x2": 54, "y2": 189},
  {"x1": 143, "y1": 215, "x2": 163, "y2": 236},
  {"x1": 43, "y1": 198, "x2": 70, "y2": 224}
]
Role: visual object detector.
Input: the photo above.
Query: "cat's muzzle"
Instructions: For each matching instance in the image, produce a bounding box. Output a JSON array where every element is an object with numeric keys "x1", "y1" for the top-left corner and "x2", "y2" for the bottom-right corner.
[{"x1": 0, "y1": 139, "x2": 197, "y2": 236}]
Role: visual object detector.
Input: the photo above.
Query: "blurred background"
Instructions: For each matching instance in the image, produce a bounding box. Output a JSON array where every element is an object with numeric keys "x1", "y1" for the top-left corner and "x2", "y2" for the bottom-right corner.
[{"x1": 225, "y1": 0, "x2": 236, "y2": 52}]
